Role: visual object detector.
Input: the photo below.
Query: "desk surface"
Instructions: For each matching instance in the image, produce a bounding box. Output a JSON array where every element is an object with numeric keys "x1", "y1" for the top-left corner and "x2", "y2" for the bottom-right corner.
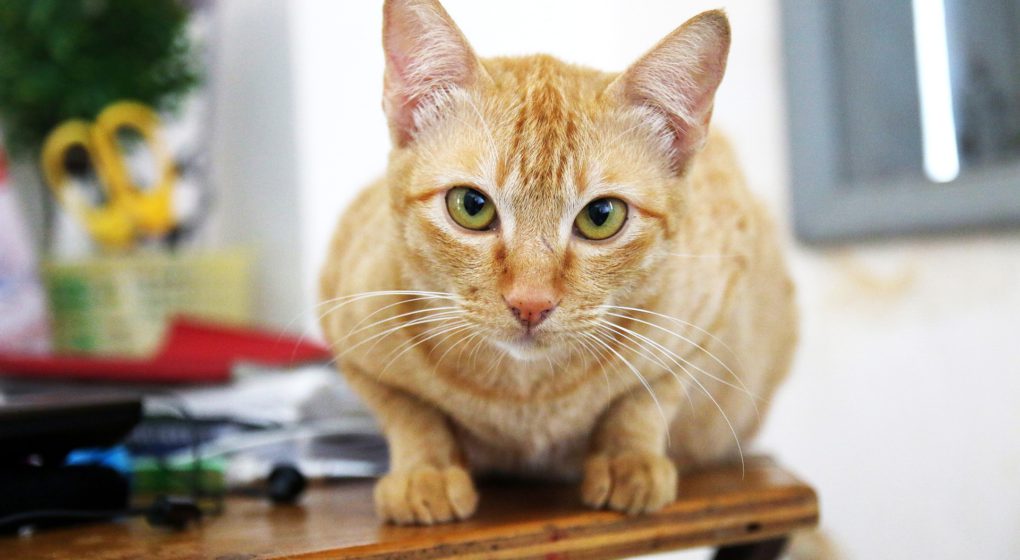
[{"x1": 4, "y1": 457, "x2": 817, "y2": 560}]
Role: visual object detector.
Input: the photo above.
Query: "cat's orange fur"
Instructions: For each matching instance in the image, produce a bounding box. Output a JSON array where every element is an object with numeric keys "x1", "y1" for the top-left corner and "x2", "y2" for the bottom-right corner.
[{"x1": 320, "y1": 0, "x2": 796, "y2": 525}]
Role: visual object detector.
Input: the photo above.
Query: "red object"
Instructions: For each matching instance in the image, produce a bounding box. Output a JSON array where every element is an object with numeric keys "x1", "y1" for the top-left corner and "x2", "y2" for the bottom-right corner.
[{"x1": 0, "y1": 318, "x2": 332, "y2": 384}]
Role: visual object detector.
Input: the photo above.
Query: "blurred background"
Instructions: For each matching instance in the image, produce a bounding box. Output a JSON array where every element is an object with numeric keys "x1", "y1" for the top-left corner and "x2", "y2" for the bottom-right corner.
[{"x1": 0, "y1": 1, "x2": 1018, "y2": 558}]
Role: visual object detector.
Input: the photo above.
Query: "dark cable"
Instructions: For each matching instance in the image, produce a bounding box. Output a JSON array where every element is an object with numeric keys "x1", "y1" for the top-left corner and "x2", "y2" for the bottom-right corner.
[
  {"x1": 0, "y1": 508, "x2": 147, "y2": 527},
  {"x1": 0, "y1": 496, "x2": 202, "y2": 531}
]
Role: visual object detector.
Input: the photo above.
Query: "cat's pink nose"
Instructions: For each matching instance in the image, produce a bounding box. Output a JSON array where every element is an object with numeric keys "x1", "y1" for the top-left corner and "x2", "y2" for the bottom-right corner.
[{"x1": 505, "y1": 291, "x2": 557, "y2": 330}]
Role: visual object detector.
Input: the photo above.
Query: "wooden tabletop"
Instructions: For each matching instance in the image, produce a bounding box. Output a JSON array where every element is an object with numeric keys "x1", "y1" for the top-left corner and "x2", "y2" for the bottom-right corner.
[{"x1": 3, "y1": 457, "x2": 818, "y2": 560}]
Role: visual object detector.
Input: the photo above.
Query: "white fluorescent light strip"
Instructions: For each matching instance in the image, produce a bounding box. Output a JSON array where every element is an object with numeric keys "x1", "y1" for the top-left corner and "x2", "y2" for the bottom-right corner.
[{"x1": 912, "y1": 0, "x2": 960, "y2": 183}]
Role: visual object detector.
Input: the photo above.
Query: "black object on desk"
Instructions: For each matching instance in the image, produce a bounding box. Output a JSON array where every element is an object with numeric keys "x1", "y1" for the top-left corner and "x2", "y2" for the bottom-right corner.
[
  {"x1": 0, "y1": 393, "x2": 142, "y2": 461},
  {"x1": 0, "y1": 394, "x2": 142, "y2": 532}
]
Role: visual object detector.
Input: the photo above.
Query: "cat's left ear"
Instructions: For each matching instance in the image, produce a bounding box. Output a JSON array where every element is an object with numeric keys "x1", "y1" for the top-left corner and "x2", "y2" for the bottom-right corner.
[
  {"x1": 608, "y1": 10, "x2": 731, "y2": 170},
  {"x1": 382, "y1": 0, "x2": 485, "y2": 147}
]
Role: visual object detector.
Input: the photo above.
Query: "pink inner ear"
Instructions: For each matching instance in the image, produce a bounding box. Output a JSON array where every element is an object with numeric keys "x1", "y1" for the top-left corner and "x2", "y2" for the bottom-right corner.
[
  {"x1": 383, "y1": 81, "x2": 417, "y2": 147},
  {"x1": 382, "y1": 49, "x2": 419, "y2": 146},
  {"x1": 382, "y1": 0, "x2": 479, "y2": 146},
  {"x1": 663, "y1": 105, "x2": 715, "y2": 166},
  {"x1": 624, "y1": 76, "x2": 716, "y2": 168},
  {"x1": 619, "y1": 11, "x2": 730, "y2": 167}
]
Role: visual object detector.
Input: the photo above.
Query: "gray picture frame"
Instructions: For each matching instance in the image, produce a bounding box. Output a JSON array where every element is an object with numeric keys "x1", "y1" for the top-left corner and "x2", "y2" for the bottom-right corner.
[{"x1": 781, "y1": 0, "x2": 1020, "y2": 244}]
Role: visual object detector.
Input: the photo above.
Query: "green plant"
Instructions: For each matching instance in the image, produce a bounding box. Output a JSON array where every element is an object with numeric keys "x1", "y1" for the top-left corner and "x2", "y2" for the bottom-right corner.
[{"x1": 0, "y1": 0, "x2": 200, "y2": 158}]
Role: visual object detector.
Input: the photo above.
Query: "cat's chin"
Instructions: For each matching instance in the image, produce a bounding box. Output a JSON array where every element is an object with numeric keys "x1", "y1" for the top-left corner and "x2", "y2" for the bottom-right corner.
[{"x1": 490, "y1": 336, "x2": 556, "y2": 362}]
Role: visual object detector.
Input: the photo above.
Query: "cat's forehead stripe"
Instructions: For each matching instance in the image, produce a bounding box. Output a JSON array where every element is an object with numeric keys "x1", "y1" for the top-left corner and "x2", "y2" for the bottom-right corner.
[{"x1": 497, "y1": 57, "x2": 584, "y2": 202}]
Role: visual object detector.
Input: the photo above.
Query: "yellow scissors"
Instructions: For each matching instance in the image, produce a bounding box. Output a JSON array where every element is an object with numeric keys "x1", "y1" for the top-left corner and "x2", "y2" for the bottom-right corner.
[{"x1": 41, "y1": 100, "x2": 178, "y2": 250}]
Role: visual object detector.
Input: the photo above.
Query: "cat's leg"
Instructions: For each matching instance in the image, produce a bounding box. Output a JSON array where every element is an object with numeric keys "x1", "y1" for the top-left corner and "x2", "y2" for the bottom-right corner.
[
  {"x1": 581, "y1": 375, "x2": 684, "y2": 514},
  {"x1": 344, "y1": 366, "x2": 478, "y2": 525}
]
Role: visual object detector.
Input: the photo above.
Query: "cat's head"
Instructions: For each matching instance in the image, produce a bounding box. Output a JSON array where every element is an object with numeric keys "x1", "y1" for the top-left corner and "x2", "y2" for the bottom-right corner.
[{"x1": 382, "y1": 0, "x2": 730, "y2": 361}]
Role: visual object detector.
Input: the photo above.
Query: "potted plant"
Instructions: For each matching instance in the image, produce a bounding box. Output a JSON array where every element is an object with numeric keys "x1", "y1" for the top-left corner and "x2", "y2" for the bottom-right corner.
[{"x1": 0, "y1": 0, "x2": 199, "y2": 159}]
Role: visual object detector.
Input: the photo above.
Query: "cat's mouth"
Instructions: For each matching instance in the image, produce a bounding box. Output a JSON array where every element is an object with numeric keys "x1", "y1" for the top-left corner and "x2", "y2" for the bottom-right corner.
[{"x1": 491, "y1": 332, "x2": 555, "y2": 361}]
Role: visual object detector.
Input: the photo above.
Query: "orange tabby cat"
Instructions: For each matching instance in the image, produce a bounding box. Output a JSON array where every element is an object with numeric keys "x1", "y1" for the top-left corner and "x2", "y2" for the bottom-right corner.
[{"x1": 320, "y1": 0, "x2": 796, "y2": 525}]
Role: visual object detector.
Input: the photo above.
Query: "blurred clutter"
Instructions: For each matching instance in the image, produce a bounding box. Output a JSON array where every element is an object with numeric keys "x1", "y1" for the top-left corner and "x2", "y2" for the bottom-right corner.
[
  {"x1": 0, "y1": 0, "x2": 383, "y2": 538},
  {"x1": 0, "y1": 367, "x2": 386, "y2": 534},
  {"x1": 0, "y1": 0, "x2": 232, "y2": 360}
]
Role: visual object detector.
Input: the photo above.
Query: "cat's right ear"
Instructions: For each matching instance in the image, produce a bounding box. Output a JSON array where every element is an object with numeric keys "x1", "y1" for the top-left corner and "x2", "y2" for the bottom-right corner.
[
  {"x1": 608, "y1": 10, "x2": 731, "y2": 171},
  {"x1": 382, "y1": 0, "x2": 484, "y2": 147}
]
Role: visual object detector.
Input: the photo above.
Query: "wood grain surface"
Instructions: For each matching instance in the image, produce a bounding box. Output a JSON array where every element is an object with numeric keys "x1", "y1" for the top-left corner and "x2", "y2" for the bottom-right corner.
[{"x1": 2, "y1": 457, "x2": 818, "y2": 560}]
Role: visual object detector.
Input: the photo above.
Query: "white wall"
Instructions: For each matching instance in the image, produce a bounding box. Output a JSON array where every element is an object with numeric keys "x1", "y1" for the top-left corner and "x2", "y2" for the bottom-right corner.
[
  {"x1": 212, "y1": 0, "x2": 304, "y2": 328},
  {"x1": 271, "y1": 1, "x2": 1020, "y2": 558}
]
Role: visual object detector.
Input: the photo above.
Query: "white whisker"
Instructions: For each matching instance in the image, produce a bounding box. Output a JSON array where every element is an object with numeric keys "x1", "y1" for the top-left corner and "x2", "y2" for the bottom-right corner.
[
  {"x1": 380, "y1": 321, "x2": 472, "y2": 377},
  {"x1": 594, "y1": 316, "x2": 747, "y2": 476},
  {"x1": 425, "y1": 323, "x2": 475, "y2": 362},
  {"x1": 429, "y1": 325, "x2": 479, "y2": 367},
  {"x1": 572, "y1": 333, "x2": 613, "y2": 402},
  {"x1": 338, "y1": 311, "x2": 463, "y2": 356},
  {"x1": 583, "y1": 331, "x2": 671, "y2": 447},
  {"x1": 319, "y1": 291, "x2": 459, "y2": 347},
  {"x1": 590, "y1": 322, "x2": 695, "y2": 413},
  {"x1": 467, "y1": 333, "x2": 488, "y2": 370},
  {"x1": 599, "y1": 306, "x2": 754, "y2": 401},
  {"x1": 383, "y1": 318, "x2": 468, "y2": 363},
  {"x1": 598, "y1": 317, "x2": 761, "y2": 416},
  {"x1": 278, "y1": 290, "x2": 459, "y2": 363},
  {"x1": 484, "y1": 345, "x2": 509, "y2": 378},
  {"x1": 345, "y1": 295, "x2": 461, "y2": 335},
  {"x1": 452, "y1": 331, "x2": 483, "y2": 368},
  {"x1": 318, "y1": 290, "x2": 460, "y2": 310},
  {"x1": 342, "y1": 305, "x2": 462, "y2": 342}
]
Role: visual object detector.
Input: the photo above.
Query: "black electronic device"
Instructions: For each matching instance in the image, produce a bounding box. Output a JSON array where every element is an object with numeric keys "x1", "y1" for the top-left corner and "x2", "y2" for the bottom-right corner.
[
  {"x1": 0, "y1": 394, "x2": 143, "y2": 532},
  {"x1": 0, "y1": 393, "x2": 308, "y2": 533},
  {"x1": 0, "y1": 393, "x2": 142, "y2": 462}
]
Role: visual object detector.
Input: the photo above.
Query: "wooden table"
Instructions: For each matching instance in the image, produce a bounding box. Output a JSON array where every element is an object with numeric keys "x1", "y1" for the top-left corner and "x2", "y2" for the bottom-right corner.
[{"x1": 3, "y1": 457, "x2": 817, "y2": 560}]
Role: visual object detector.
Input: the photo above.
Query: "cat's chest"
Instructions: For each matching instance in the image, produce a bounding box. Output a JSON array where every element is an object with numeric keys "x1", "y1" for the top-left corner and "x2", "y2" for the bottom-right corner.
[
  {"x1": 420, "y1": 370, "x2": 612, "y2": 470},
  {"x1": 448, "y1": 394, "x2": 599, "y2": 476}
]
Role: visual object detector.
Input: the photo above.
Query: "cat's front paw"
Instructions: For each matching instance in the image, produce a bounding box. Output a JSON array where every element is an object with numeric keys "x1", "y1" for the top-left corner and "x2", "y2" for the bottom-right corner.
[
  {"x1": 581, "y1": 451, "x2": 678, "y2": 515},
  {"x1": 374, "y1": 465, "x2": 478, "y2": 525}
]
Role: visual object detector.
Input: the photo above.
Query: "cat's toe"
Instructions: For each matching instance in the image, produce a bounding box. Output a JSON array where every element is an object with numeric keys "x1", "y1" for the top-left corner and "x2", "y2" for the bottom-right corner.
[
  {"x1": 581, "y1": 451, "x2": 678, "y2": 515},
  {"x1": 374, "y1": 465, "x2": 478, "y2": 525},
  {"x1": 375, "y1": 469, "x2": 415, "y2": 524},
  {"x1": 442, "y1": 465, "x2": 479, "y2": 519},
  {"x1": 581, "y1": 454, "x2": 613, "y2": 508}
]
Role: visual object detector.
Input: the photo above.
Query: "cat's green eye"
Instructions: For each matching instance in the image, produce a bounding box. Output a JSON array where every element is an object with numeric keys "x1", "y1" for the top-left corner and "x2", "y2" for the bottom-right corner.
[
  {"x1": 575, "y1": 198, "x2": 627, "y2": 240},
  {"x1": 446, "y1": 186, "x2": 497, "y2": 231}
]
